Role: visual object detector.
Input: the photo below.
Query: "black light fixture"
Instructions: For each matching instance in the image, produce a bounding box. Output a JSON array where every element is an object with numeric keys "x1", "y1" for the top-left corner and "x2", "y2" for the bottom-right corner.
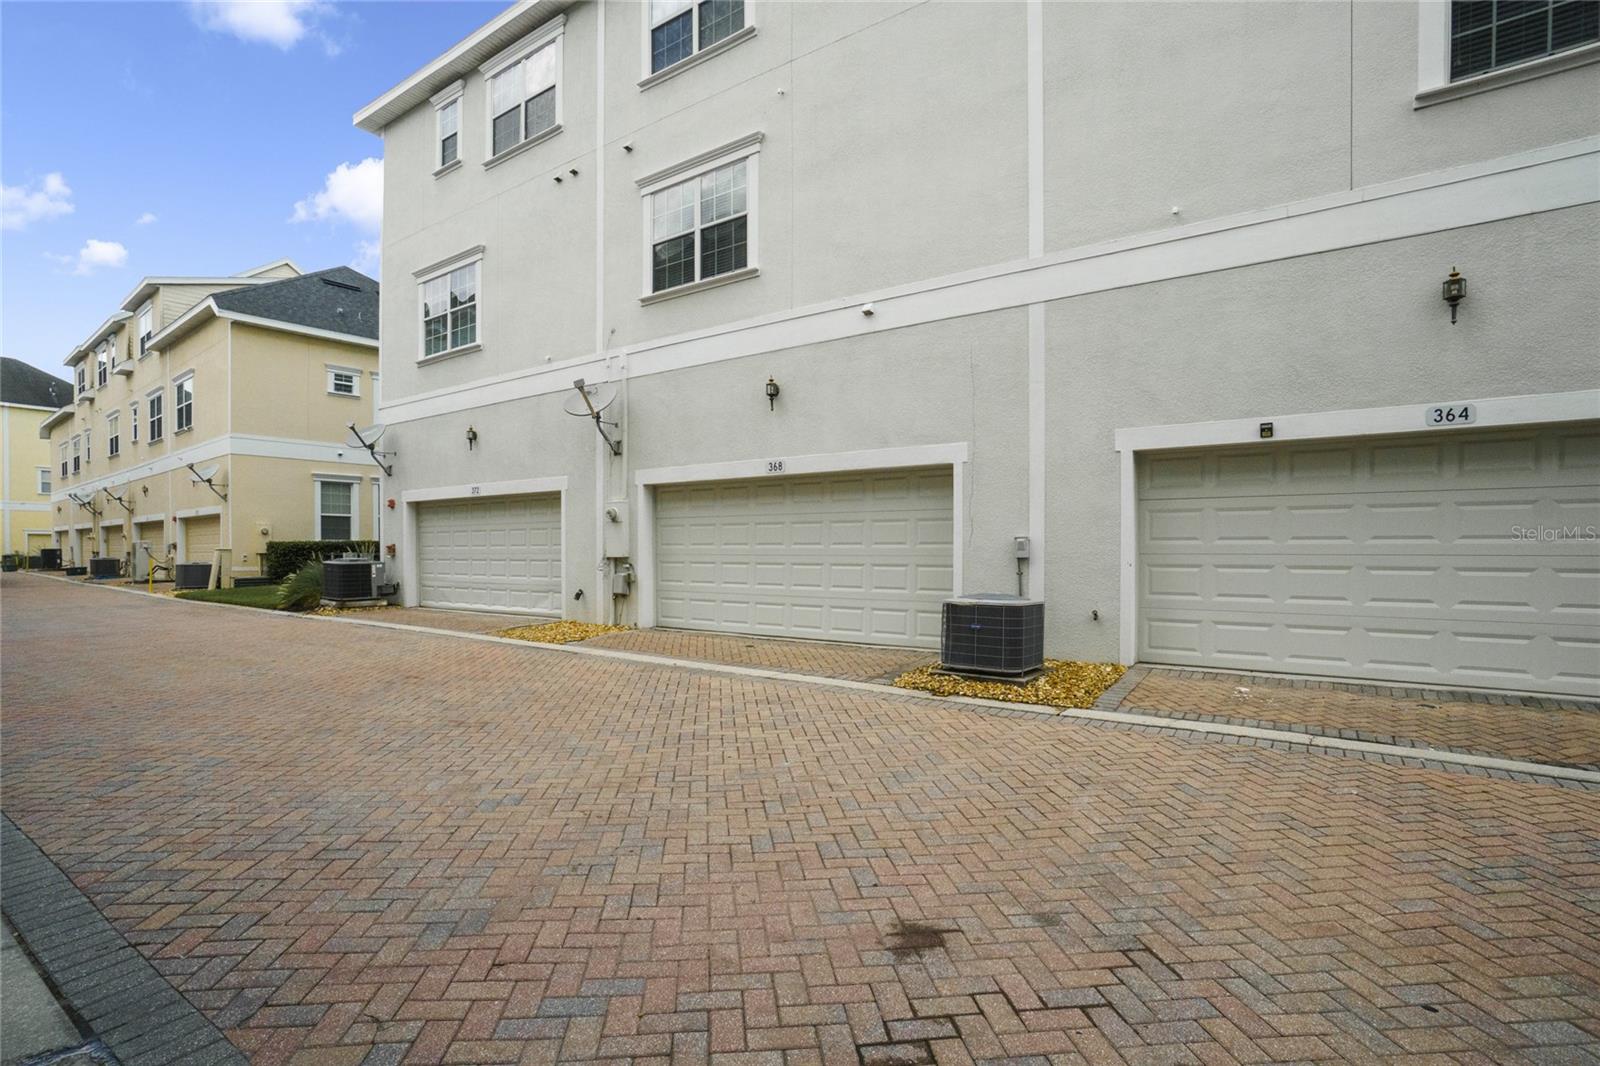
[
  {"x1": 466, "y1": 425, "x2": 478, "y2": 449},
  {"x1": 1442, "y1": 267, "x2": 1466, "y2": 324},
  {"x1": 765, "y1": 376, "x2": 780, "y2": 410}
]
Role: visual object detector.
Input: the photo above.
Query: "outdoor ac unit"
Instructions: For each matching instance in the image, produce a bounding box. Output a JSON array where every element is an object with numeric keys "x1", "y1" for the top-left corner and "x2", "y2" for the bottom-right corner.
[
  {"x1": 322, "y1": 557, "x2": 378, "y2": 603},
  {"x1": 940, "y1": 594, "x2": 1045, "y2": 678}
]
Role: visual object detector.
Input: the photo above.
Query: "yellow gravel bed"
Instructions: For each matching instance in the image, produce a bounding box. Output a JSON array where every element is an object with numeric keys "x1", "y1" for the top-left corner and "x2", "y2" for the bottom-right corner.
[
  {"x1": 498, "y1": 620, "x2": 633, "y2": 645},
  {"x1": 894, "y1": 659, "x2": 1126, "y2": 709}
]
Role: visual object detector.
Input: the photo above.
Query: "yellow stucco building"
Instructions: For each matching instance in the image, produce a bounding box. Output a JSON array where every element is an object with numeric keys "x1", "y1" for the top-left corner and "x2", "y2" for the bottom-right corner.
[
  {"x1": 41, "y1": 261, "x2": 382, "y2": 579},
  {"x1": 2, "y1": 358, "x2": 74, "y2": 558}
]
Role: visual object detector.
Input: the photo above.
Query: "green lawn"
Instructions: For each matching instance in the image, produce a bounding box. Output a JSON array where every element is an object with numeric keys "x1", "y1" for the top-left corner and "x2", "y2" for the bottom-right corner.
[{"x1": 175, "y1": 585, "x2": 281, "y2": 609}]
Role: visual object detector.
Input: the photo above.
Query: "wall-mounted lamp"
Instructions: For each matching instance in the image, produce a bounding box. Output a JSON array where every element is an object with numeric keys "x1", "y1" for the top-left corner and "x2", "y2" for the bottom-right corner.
[
  {"x1": 1442, "y1": 267, "x2": 1466, "y2": 325},
  {"x1": 466, "y1": 425, "x2": 478, "y2": 449},
  {"x1": 765, "y1": 377, "x2": 781, "y2": 411}
]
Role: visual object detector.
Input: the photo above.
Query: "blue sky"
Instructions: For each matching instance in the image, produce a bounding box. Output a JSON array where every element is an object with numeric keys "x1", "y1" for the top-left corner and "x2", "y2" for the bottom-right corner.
[{"x1": 2, "y1": 0, "x2": 503, "y2": 381}]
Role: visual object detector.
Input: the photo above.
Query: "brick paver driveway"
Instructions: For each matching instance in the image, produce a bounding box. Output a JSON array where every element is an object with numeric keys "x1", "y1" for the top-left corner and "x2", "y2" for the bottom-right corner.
[{"x1": 3, "y1": 575, "x2": 1598, "y2": 1066}]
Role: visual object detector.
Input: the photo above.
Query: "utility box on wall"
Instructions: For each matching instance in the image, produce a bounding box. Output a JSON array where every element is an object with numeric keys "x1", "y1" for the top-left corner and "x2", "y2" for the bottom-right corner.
[{"x1": 603, "y1": 501, "x2": 630, "y2": 558}]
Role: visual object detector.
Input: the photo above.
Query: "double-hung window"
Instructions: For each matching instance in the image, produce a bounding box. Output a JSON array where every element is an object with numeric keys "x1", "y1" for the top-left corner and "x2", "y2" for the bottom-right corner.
[
  {"x1": 147, "y1": 389, "x2": 164, "y2": 441},
  {"x1": 316, "y1": 479, "x2": 355, "y2": 540},
  {"x1": 107, "y1": 412, "x2": 120, "y2": 458},
  {"x1": 649, "y1": 0, "x2": 746, "y2": 75},
  {"x1": 84, "y1": 429, "x2": 92, "y2": 467},
  {"x1": 1451, "y1": 0, "x2": 1600, "y2": 80},
  {"x1": 96, "y1": 342, "x2": 109, "y2": 387},
  {"x1": 130, "y1": 400, "x2": 139, "y2": 443},
  {"x1": 419, "y1": 255, "x2": 480, "y2": 359},
  {"x1": 137, "y1": 303, "x2": 153, "y2": 356},
  {"x1": 59, "y1": 443, "x2": 68, "y2": 480},
  {"x1": 327, "y1": 367, "x2": 360, "y2": 396},
  {"x1": 76, "y1": 365, "x2": 87, "y2": 395},
  {"x1": 72, "y1": 435, "x2": 81, "y2": 475},
  {"x1": 485, "y1": 25, "x2": 561, "y2": 159},
  {"x1": 435, "y1": 89, "x2": 462, "y2": 169},
  {"x1": 643, "y1": 140, "x2": 758, "y2": 295},
  {"x1": 174, "y1": 374, "x2": 194, "y2": 433},
  {"x1": 38, "y1": 467, "x2": 51, "y2": 495}
]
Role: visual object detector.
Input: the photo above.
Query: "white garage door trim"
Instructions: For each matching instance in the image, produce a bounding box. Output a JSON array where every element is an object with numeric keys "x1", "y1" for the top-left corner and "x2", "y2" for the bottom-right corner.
[
  {"x1": 1115, "y1": 388, "x2": 1600, "y2": 693},
  {"x1": 399, "y1": 476, "x2": 568, "y2": 610},
  {"x1": 636, "y1": 443, "x2": 970, "y2": 630}
]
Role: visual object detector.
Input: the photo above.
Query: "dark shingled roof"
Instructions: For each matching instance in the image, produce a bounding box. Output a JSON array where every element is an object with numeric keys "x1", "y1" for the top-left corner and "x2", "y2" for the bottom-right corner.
[
  {"x1": 1, "y1": 357, "x2": 73, "y2": 409},
  {"x1": 211, "y1": 266, "x2": 379, "y2": 341}
]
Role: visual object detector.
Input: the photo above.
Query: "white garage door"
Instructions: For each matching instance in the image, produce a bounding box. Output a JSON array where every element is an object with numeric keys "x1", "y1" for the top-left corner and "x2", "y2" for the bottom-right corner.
[
  {"x1": 416, "y1": 494, "x2": 561, "y2": 614},
  {"x1": 654, "y1": 468, "x2": 954, "y2": 647},
  {"x1": 1138, "y1": 422, "x2": 1600, "y2": 697},
  {"x1": 182, "y1": 515, "x2": 221, "y2": 563}
]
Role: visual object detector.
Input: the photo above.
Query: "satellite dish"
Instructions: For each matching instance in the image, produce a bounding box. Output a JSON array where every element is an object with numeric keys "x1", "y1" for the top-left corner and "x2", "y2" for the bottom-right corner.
[
  {"x1": 348, "y1": 422, "x2": 386, "y2": 448},
  {"x1": 191, "y1": 464, "x2": 221, "y2": 483},
  {"x1": 563, "y1": 380, "x2": 618, "y2": 418}
]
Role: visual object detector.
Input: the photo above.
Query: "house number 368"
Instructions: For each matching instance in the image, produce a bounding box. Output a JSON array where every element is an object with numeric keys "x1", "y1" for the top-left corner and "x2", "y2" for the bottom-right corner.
[{"x1": 766, "y1": 460, "x2": 785, "y2": 474}]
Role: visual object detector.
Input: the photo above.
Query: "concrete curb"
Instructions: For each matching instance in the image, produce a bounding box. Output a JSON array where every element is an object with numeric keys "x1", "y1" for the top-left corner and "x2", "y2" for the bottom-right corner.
[
  {"x1": 0, "y1": 816, "x2": 245, "y2": 1066},
  {"x1": 19, "y1": 572, "x2": 1600, "y2": 787}
]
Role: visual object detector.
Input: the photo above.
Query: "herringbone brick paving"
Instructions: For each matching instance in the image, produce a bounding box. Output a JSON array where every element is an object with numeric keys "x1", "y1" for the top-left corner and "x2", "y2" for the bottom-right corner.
[
  {"x1": 578, "y1": 630, "x2": 934, "y2": 684},
  {"x1": 3, "y1": 574, "x2": 1599, "y2": 1065},
  {"x1": 344, "y1": 608, "x2": 536, "y2": 636},
  {"x1": 1124, "y1": 671, "x2": 1600, "y2": 770}
]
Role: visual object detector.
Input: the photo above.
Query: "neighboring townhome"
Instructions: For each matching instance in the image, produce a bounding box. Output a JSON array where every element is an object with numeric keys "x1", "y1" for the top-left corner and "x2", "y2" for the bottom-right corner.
[
  {"x1": 355, "y1": 0, "x2": 1599, "y2": 697},
  {"x1": 1, "y1": 357, "x2": 73, "y2": 558},
  {"x1": 41, "y1": 263, "x2": 382, "y2": 580}
]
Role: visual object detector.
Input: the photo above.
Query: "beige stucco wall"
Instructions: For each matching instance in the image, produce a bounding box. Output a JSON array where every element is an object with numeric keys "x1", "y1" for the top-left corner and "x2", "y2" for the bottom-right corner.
[{"x1": 229, "y1": 324, "x2": 377, "y2": 439}]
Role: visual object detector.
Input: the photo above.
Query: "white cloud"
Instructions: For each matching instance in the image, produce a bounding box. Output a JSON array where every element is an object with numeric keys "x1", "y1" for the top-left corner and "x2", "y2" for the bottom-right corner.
[
  {"x1": 352, "y1": 239, "x2": 381, "y2": 275},
  {"x1": 187, "y1": 0, "x2": 333, "y2": 51},
  {"x1": 2, "y1": 172, "x2": 74, "y2": 230},
  {"x1": 292, "y1": 157, "x2": 382, "y2": 232},
  {"x1": 135, "y1": 211, "x2": 158, "y2": 226},
  {"x1": 48, "y1": 239, "x2": 129, "y2": 276}
]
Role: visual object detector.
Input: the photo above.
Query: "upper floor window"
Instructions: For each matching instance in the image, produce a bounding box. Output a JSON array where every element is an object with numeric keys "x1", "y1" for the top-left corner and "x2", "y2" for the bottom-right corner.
[
  {"x1": 38, "y1": 467, "x2": 50, "y2": 495},
  {"x1": 96, "y1": 342, "x2": 109, "y2": 387},
  {"x1": 147, "y1": 389, "x2": 164, "y2": 441},
  {"x1": 1452, "y1": 0, "x2": 1599, "y2": 79},
  {"x1": 76, "y1": 365, "x2": 87, "y2": 395},
  {"x1": 174, "y1": 374, "x2": 194, "y2": 433},
  {"x1": 107, "y1": 412, "x2": 121, "y2": 458},
  {"x1": 437, "y1": 95, "x2": 461, "y2": 169},
  {"x1": 644, "y1": 146, "x2": 757, "y2": 295},
  {"x1": 84, "y1": 428, "x2": 92, "y2": 466},
  {"x1": 137, "y1": 303, "x2": 154, "y2": 355},
  {"x1": 327, "y1": 367, "x2": 361, "y2": 396},
  {"x1": 130, "y1": 400, "x2": 139, "y2": 443},
  {"x1": 72, "y1": 434, "x2": 82, "y2": 474},
  {"x1": 58, "y1": 444, "x2": 68, "y2": 480},
  {"x1": 420, "y1": 257, "x2": 480, "y2": 359},
  {"x1": 650, "y1": 0, "x2": 745, "y2": 74},
  {"x1": 486, "y1": 30, "x2": 561, "y2": 159}
]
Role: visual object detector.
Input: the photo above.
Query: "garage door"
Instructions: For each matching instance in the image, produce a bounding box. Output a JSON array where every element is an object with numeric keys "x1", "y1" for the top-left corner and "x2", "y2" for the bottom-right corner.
[
  {"x1": 416, "y1": 494, "x2": 561, "y2": 614},
  {"x1": 1137, "y1": 422, "x2": 1600, "y2": 697},
  {"x1": 183, "y1": 515, "x2": 221, "y2": 563},
  {"x1": 654, "y1": 468, "x2": 954, "y2": 647},
  {"x1": 103, "y1": 524, "x2": 126, "y2": 561},
  {"x1": 134, "y1": 520, "x2": 165, "y2": 554}
]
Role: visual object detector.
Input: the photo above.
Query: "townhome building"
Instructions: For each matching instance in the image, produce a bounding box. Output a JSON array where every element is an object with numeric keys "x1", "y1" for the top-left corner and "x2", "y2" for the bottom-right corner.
[
  {"x1": 41, "y1": 263, "x2": 382, "y2": 578},
  {"x1": 1, "y1": 358, "x2": 73, "y2": 558},
  {"x1": 356, "y1": 0, "x2": 1600, "y2": 697}
]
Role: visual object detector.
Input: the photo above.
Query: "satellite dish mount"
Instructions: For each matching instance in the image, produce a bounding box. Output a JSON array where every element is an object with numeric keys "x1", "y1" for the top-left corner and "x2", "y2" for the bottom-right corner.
[
  {"x1": 103, "y1": 484, "x2": 135, "y2": 514},
  {"x1": 67, "y1": 491, "x2": 103, "y2": 519},
  {"x1": 347, "y1": 423, "x2": 394, "y2": 477},
  {"x1": 565, "y1": 379, "x2": 621, "y2": 456},
  {"x1": 187, "y1": 463, "x2": 228, "y2": 502}
]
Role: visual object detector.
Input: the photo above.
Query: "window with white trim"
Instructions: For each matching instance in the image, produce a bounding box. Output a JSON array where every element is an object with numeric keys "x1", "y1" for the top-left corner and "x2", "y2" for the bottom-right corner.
[
  {"x1": 130, "y1": 400, "x2": 139, "y2": 443},
  {"x1": 76, "y1": 365, "x2": 87, "y2": 395},
  {"x1": 38, "y1": 467, "x2": 51, "y2": 495},
  {"x1": 174, "y1": 374, "x2": 194, "y2": 433},
  {"x1": 107, "y1": 411, "x2": 120, "y2": 458},
  {"x1": 327, "y1": 367, "x2": 360, "y2": 396},
  {"x1": 96, "y1": 341, "x2": 109, "y2": 387},
  {"x1": 646, "y1": 154, "x2": 753, "y2": 293},
  {"x1": 137, "y1": 303, "x2": 154, "y2": 356},
  {"x1": 84, "y1": 429, "x2": 91, "y2": 467},
  {"x1": 72, "y1": 435, "x2": 81, "y2": 474},
  {"x1": 1451, "y1": 0, "x2": 1599, "y2": 80},
  {"x1": 650, "y1": 0, "x2": 745, "y2": 74},
  {"x1": 59, "y1": 443, "x2": 68, "y2": 479},
  {"x1": 487, "y1": 31, "x2": 561, "y2": 158},
  {"x1": 316, "y1": 479, "x2": 354, "y2": 540},
  {"x1": 420, "y1": 259, "x2": 479, "y2": 359},
  {"x1": 147, "y1": 389, "x2": 164, "y2": 441},
  {"x1": 437, "y1": 96, "x2": 461, "y2": 168}
]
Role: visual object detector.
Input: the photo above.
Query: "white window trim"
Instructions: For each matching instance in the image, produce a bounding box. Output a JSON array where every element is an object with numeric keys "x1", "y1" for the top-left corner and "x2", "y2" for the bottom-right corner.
[
  {"x1": 96, "y1": 342, "x2": 110, "y2": 388},
  {"x1": 415, "y1": 248, "x2": 485, "y2": 365},
  {"x1": 146, "y1": 387, "x2": 165, "y2": 442},
  {"x1": 137, "y1": 302, "x2": 154, "y2": 358},
  {"x1": 639, "y1": 0, "x2": 757, "y2": 88},
  {"x1": 106, "y1": 411, "x2": 121, "y2": 457},
  {"x1": 173, "y1": 372, "x2": 195, "y2": 435},
  {"x1": 37, "y1": 467, "x2": 50, "y2": 494},
  {"x1": 1416, "y1": 0, "x2": 1600, "y2": 106},
  {"x1": 432, "y1": 79, "x2": 465, "y2": 175},
  {"x1": 130, "y1": 400, "x2": 139, "y2": 444},
  {"x1": 480, "y1": 15, "x2": 565, "y2": 169},
  {"x1": 326, "y1": 365, "x2": 363, "y2": 397},
  {"x1": 639, "y1": 134, "x2": 761, "y2": 302},
  {"x1": 313, "y1": 474, "x2": 362, "y2": 541}
]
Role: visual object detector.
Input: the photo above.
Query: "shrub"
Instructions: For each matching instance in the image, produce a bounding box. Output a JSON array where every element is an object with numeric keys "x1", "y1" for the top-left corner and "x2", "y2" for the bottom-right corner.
[
  {"x1": 263, "y1": 540, "x2": 377, "y2": 581},
  {"x1": 276, "y1": 560, "x2": 324, "y2": 612}
]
